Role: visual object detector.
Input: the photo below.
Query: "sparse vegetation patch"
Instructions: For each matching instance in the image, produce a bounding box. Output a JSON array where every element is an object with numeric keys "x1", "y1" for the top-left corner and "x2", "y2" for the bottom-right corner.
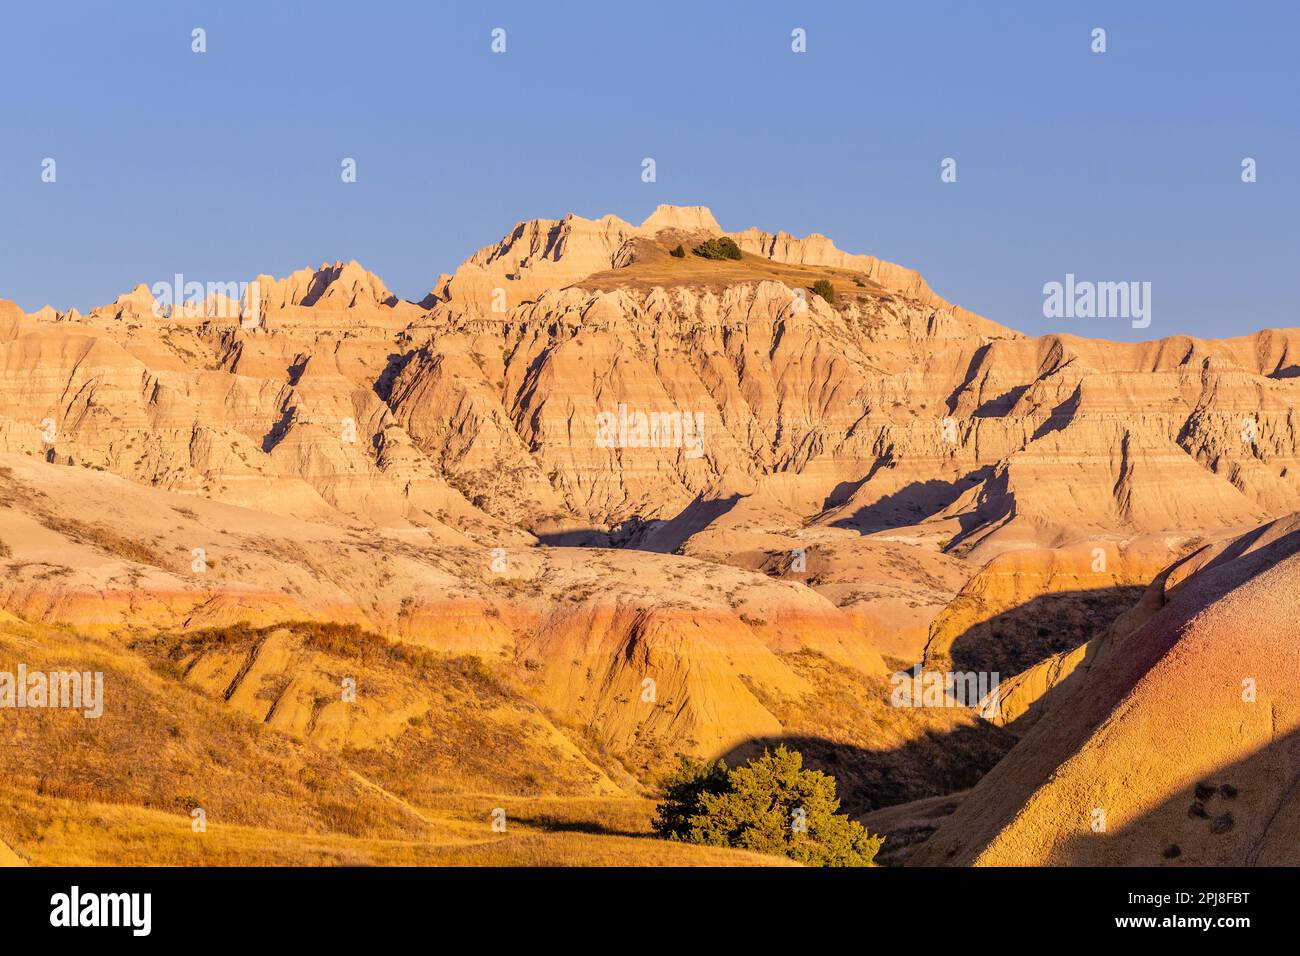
[
  {"x1": 652, "y1": 745, "x2": 884, "y2": 866},
  {"x1": 692, "y1": 237, "x2": 742, "y2": 261}
]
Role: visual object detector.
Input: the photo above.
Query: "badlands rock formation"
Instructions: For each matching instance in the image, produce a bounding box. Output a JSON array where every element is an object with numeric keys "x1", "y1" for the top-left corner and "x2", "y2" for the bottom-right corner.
[
  {"x1": 911, "y1": 513, "x2": 1300, "y2": 865},
  {"x1": 2, "y1": 204, "x2": 1298, "y2": 864}
]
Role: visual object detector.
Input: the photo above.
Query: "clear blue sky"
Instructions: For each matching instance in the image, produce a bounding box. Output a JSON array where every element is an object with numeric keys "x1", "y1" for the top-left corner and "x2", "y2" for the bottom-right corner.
[{"x1": 1, "y1": 0, "x2": 1295, "y2": 340}]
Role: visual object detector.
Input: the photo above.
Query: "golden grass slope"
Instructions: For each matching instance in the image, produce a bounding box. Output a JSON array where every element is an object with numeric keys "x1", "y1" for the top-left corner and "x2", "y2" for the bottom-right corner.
[{"x1": 0, "y1": 618, "x2": 792, "y2": 866}]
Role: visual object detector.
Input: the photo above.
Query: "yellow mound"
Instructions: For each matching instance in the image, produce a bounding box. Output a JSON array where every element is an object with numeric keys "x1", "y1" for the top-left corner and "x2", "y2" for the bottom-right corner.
[{"x1": 911, "y1": 515, "x2": 1300, "y2": 865}]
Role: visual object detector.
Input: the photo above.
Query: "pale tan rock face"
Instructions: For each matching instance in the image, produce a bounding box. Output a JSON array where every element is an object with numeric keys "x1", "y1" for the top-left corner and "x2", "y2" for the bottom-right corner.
[
  {"x1": 7, "y1": 204, "x2": 1299, "y2": 581},
  {"x1": 641, "y1": 204, "x2": 723, "y2": 233},
  {"x1": 5, "y1": 205, "x2": 1300, "y2": 823},
  {"x1": 430, "y1": 213, "x2": 644, "y2": 306}
]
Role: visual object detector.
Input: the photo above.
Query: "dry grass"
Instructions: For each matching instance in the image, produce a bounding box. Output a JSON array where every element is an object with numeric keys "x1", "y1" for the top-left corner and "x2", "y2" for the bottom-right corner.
[
  {"x1": 1, "y1": 621, "x2": 761, "y2": 865},
  {"x1": 0, "y1": 466, "x2": 168, "y2": 568},
  {"x1": 0, "y1": 618, "x2": 800, "y2": 867},
  {"x1": 0, "y1": 788, "x2": 791, "y2": 866},
  {"x1": 1, "y1": 616, "x2": 953, "y2": 868},
  {"x1": 148, "y1": 620, "x2": 506, "y2": 692},
  {"x1": 0, "y1": 623, "x2": 429, "y2": 843},
  {"x1": 576, "y1": 237, "x2": 887, "y2": 301},
  {"x1": 129, "y1": 621, "x2": 614, "y2": 798},
  {"x1": 35, "y1": 513, "x2": 169, "y2": 569}
]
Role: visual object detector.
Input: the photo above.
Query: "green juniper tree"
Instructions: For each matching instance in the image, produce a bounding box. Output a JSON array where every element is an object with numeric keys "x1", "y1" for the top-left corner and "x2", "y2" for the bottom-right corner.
[
  {"x1": 653, "y1": 745, "x2": 883, "y2": 866},
  {"x1": 811, "y1": 279, "x2": 836, "y2": 303},
  {"x1": 691, "y1": 237, "x2": 742, "y2": 260}
]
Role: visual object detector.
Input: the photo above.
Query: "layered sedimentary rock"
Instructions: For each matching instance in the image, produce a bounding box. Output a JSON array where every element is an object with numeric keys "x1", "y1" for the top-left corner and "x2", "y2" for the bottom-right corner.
[
  {"x1": 4, "y1": 205, "x2": 1300, "y2": 816},
  {"x1": 14, "y1": 207, "x2": 1295, "y2": 560}
]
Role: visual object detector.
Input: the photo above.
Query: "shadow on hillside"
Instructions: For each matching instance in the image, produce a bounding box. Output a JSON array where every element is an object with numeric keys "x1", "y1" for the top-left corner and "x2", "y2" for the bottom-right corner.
[
  {"x1": 717, "y1": 721, "x2": 1017, "y2": 822},
  {"x1": 941, "y1": 585, "x2": 1147, "y2": 677},
  {"x1": 973, "y1": 384, "x2": 1029, "y2": 417},
  {"x1": 1181, "y1": 521, "x2": 1298, "y2": 577},
  {"x1": 944, "y1": 343, "x2": 992, "y2": 413},
  {"x1": 914, "y1": 529, "x2": 1300, "y2": 864},
  {"x1": 965, "y1": 526, "x2": 1300, "y2": 731},
  {"x1": 635, "y1": 493, "x2": 744, "y2": 554},
  {"x1": 261, "y1": 406, "x2": 294, "y2": 453},
  {"x1": 1043, "y1": 728, "x2": 1300, "y2": 866},
  {"x1": 1029, "y1": 384, "x2": 1081, "y2": 441},
  {"x1": 373, "y1": 351, "x2": 414, "y2": 401},
  {"x1": 821, "y1": 475, "x2": 869, "y2": 512},
  {"x1": 533, "y1": 527, "x2": 613, "y2": 548},
  {"x1": 829, "y1": 467, "x2": 992, "y2": 534},
  {"x1": 499, "y1": 720, "x2": 1017, "y2": 849},
  {"x1": 532, "y1": 494, "x2": 745, "y2": 550},
  {"x1": 508, "y1": 813, "x2": 646, "y2": 839}
]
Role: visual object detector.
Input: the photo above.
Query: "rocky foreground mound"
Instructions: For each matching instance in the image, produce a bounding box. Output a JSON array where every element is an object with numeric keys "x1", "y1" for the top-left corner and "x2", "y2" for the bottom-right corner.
[{"x1": 911, "y1": 514, "x2": 1300, "y2": 865}]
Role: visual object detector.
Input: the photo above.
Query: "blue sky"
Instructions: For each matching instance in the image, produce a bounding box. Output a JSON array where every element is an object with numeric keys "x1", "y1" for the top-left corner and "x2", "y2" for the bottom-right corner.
[{"x1": 1, "y1": 0, "x2": 1295, "y2": 340}]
